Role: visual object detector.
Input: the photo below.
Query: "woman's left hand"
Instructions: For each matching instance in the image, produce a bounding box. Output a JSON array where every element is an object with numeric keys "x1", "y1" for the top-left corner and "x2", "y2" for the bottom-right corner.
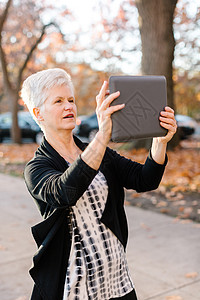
[{"x1": 156, "y1": 106, "x2": 177, "y2": 144}]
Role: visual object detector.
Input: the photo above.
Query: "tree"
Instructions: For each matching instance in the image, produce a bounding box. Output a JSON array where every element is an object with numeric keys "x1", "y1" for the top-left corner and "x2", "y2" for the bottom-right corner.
[
  {"x1": 135, "y1": 0, "x2": 178, "y2": 110},
  {"x1": 134, "y1": 0, "x2": 181, "y2": 148},
  {"x1": 0, "y1": 0, "x2": 62, "y2": 143},
  {"x1": 88, "y1": 0, "x2": 178, "y2": 147},
  {"x1": 174, "y1": 70, "x2": 200, "y2": 118}
]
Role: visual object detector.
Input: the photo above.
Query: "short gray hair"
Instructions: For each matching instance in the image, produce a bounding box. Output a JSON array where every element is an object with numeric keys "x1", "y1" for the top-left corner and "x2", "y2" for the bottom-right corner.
[{"x1": 21, "y1": 68, "x2": 74, "y2": 123}]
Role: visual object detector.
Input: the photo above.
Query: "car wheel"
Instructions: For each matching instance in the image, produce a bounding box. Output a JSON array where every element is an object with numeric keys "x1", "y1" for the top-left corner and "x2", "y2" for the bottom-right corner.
[
  {"x1": 35, "y1": 132, "x2": 43, "y2": 144},
  {"x1": 88, "y1": 129, "x2": 98, "y2": 142}
]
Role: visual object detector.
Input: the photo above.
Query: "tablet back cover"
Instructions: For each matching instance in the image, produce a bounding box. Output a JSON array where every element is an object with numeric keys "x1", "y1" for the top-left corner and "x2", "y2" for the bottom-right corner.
[{"x1": 109, "y1": 75, "x2": 167, "y2": 142}]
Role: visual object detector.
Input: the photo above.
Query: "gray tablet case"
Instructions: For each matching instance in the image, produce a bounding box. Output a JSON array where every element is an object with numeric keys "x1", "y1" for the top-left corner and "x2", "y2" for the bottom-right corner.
[{"x1": 109, "y1": 75, "x2": 167, "y2": 142}]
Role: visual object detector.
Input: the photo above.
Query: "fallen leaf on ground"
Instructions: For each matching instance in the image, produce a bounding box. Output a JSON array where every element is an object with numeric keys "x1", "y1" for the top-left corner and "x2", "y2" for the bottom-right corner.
[
  {"x1": 180, "y1": 219, "x2": 192, "y2": 224},
  {"x1": 166, "y1": 296, "x2": 183, "y2": 300},
  {"x1": 185, "y1": 271, "x2": 198, "y2": 278},
  {"x1": 14, "y1": 296, "x2": 27, "y2": 300},
  {"x1": 140, "y1": 223, "x2": 151, "y2": 231},
  {"x1": 1, "y1": 144, "x2": 199, "y2": 193},
  {"x1": 183, "y1": 207, "x2": 193, "y2": 214},
  {"x1": 0, "y1": 244, "x2": 6, "y2": 250},
  {"x1": 160, "y1": 208, "x2": 170, "y2": 214},
  {"x1": 156, "y1": 201, "x2": 168, "y2": 207}
]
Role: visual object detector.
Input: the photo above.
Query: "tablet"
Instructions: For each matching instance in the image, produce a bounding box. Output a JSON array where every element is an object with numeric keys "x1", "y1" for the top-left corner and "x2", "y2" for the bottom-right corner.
[{"x1": 109, "y1": 75, "x2": 167, "y2": 142}]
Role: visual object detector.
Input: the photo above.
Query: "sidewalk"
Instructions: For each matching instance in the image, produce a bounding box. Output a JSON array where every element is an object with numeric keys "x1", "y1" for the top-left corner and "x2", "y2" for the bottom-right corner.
[{"x1": 0, "y1": 173, "x2": 199, "y2": 300}]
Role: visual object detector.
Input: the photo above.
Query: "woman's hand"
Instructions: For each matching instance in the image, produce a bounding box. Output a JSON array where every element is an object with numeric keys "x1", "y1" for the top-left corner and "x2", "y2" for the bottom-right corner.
[
  {"x1": 151, "y1": 106, "x2": 177, "y2": 164},
  {"x1": 95, "y1": 81, "x2": 125, "y2": 144},
  {"x1": 156, "y1": 106, "x2": 177, "y2": 144},
  {"x1": 81, "y1": 81, "x2": 124, "y2": 170}
]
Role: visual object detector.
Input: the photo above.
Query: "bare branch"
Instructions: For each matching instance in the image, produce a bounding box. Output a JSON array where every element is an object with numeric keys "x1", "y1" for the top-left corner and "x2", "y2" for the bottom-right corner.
[
  {"x1": 0, "y1": 0, "x2": 13, "y2": 91},
  {"x1": 0, "y1": 0, "x2": 12, "y2": 33},
  {"x1": 17, "y1": 22, "x2": 62, "y2": 89},
  {"x1": 0, "y1": 43, "x2": 12, "y2": 90}
]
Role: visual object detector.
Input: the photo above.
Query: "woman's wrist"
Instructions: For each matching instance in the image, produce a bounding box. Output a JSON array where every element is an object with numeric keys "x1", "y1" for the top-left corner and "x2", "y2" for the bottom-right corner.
[
  {"x1": 81, "y1": 131, "x2": 108, "y2": 170},
  {"x1": 96, "y1": 129, "x2": 111, "y2": 146},
  {"x1": 151, "y1": 138, "x2": 167, "y2": 165}
]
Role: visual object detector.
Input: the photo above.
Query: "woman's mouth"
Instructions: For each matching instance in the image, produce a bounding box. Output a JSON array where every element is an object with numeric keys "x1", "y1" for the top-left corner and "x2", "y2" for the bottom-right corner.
[{"x1": 63, "y1": 113, "x2": 74, "y2": 119}]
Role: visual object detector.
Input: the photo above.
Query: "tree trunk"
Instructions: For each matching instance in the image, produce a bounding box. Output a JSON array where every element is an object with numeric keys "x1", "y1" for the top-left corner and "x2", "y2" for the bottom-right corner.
[
  {"x1": 134, "y1": 0, "x2": 179, "y2": 149},
  {"x1": 7, "y1": 89, "x2": 21, "y2": 144},
  {"x1": 0, "y1": 0, "x2": 59, "y2": 144},
  {"x1": 136, "y1": 0, "x2": 177, "y2": 107}
]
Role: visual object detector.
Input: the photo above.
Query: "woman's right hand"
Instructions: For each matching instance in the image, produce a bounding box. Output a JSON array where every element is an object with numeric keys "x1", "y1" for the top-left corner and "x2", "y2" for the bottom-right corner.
[
  {"x1": 96, "y1": 81, "x2": 125, "y2": 145},
  {"x1": 81, "y1": 81, "x2": 125, "y2": 170}
]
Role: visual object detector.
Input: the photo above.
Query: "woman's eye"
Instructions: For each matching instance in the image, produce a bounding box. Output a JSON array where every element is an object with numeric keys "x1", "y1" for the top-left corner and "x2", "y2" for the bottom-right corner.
[
  {"x1": 56, "y1": 99, "x2": 62, "y2": 103},
  {"x1": 68, "y1": 99, "x2": 74, "y2": 103}
]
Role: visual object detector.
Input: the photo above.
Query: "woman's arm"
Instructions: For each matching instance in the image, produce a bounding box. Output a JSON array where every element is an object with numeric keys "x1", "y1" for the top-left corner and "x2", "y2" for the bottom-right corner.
[
  {"x1": 151, "y1": 106, "x2": 177, "y2": 164},
  {"x1": 24, "y1": 155, "x2": 98, "y2": 208},
  {"x1": 109, "y1": 106, "x2": 176, "y2": 192},
  {"x1": 81, "y1": 81, "x2": 124, "y2": 170},
  {"x1": 106, "y1": 146, "x2": 167, "y2": 192},
  {"x1": 25, "y1": 81, "x2": 123, "y2": 208}
]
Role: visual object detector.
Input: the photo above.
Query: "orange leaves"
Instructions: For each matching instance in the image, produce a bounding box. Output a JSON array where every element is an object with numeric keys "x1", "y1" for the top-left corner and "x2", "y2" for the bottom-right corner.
[
  {"x1": 185, "y1": 271, "x2": 198, "y2": 279},
  {"x1": 121, "y1": 142, "x2": 200, "y2": 221},
  {"x1": 163, "y1": 148, "x2": 200, "y2": 193},
  {"x1": 0, "y1": 144, "x2": 38, "y2": 164},
  {"x1": 118, "y1": 145, "x2": 200, "y2": 193},
  {"x1": 14, "y1": 297, "x2": 27, "y2": 300},
  {"x1": 165, "y1": 296, "x2": 183, "y2": 300},
  {"x1": 0, "y1": 142, "x2": 199, "y2": 195},
  {"x1": 0, "y1": 142, "x2": 199, "y2": 222},
  {"x1": 174, "y1": 71, "x2": 200, "y2": 118}
]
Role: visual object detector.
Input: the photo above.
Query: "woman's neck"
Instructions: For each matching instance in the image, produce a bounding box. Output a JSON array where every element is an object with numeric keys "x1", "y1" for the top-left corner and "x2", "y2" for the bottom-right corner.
[{"x1": 44, "y1": 129, "x2": 82, "y2": 162}]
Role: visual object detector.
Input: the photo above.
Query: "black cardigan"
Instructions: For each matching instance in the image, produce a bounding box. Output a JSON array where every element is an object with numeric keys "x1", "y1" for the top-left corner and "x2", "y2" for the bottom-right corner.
[{"x1": 24, "y1": 136, "x2": 167, "y2": 300}]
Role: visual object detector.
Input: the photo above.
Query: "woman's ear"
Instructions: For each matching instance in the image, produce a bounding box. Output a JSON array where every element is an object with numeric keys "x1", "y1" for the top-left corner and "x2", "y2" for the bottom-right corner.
[{"x1": 33, "y1": 107, "x2": 44, "y2": 122}]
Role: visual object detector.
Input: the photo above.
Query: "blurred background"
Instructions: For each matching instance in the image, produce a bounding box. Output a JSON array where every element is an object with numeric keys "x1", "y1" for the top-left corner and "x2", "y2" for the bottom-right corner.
[
  {"x1": 0, "y1": 0, "x2": 199, "y2": 201},
  {"x1": 0, "y1": 0, "x2": 199, "y2": 199},
  {"x1": 0, "y1": 0, "x2": 199, "y2": 211},
  {"x1": 0, "y1": 1, "x2": 200, "y2": 299},
  {"x1": 0, "y1": 0, "x2": 199, "y2": 145}
]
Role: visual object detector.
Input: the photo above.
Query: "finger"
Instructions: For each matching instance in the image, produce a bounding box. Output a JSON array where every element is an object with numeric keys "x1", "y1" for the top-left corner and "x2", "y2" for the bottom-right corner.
[
  {"x1": 160, "y1": 106, "x2": 175, "y2": 118},
  {"x1": 99, "y1": 80, "x2": 108, "y2": 95},
  {"x1": 164, "y1": 106, "x2": 175, "y2": 113},
  {"x1": 105, "y1": 103, "x2": 125, "y2": 116},
  {"x1": 159, "y1": 116, "x2": 177, "y2": 127},
  {"x1": 96, "y1": 81, "x2": 108, "y2": 106},
  {"x1": 160, "y1": 121, "x2": 177, "y2": 133},
  {"x1": 160, "y1": 111, "x2": 175, "y2": 120},
  {"x1": 100, "y1": 91, "x2": 120, "y2": 110},
  {"x1": 105, "y1": 89, "x2": 110, "y2": 96}
]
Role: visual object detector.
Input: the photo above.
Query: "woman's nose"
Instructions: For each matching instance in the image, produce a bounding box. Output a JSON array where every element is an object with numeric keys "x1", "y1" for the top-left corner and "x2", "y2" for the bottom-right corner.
[{"x1": 64, "y1": 101, "x2": 73, "y2": 110}]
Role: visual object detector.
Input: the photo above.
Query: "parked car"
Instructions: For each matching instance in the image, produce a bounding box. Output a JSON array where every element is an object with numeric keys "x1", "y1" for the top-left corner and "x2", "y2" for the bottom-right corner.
[
  {"x1": 0, "y1": 111, "x2": 43, "y2": 144},
  {"x1": 75, "y1": 113, "x2": 98, "y2": 142},
  {"x1": 75, "y1": 112, "x2": 197, "y2": 142},
  {"x1": 175, "y1": 114, "x2": 197, "y2": 140}
]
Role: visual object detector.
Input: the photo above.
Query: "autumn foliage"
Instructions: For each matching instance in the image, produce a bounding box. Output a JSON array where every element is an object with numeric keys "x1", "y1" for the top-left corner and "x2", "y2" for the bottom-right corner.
[{"x1": 0, "y1": 141, "x2": 199, "y2": 194}]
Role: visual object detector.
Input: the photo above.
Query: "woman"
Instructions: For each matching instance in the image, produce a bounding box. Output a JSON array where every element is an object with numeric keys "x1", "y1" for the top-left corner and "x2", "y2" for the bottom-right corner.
[{"x1": 21, "y1": 68, "x2": 177, "y2": 300}]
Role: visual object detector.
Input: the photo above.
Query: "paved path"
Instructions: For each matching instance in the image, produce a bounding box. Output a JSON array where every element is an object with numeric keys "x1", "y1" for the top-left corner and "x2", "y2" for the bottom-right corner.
[{"x1": 0, "y1": 173, "x2": 199, "y2": 300}]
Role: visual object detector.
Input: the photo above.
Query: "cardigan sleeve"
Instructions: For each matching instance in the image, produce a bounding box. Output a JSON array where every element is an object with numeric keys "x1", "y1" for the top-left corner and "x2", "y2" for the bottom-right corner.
[
  {"x1": 106, "y1": 147, "x2": 167, "y2": 192},
  {"x1": 24, "y1": 155, "x2": 98, "y2": 208}
]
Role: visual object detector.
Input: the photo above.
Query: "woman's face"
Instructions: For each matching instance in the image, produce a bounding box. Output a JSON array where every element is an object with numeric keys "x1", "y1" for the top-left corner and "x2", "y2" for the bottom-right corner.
[{"x1": 39, "y1": 84, "x2": 77, "y2": 133}]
